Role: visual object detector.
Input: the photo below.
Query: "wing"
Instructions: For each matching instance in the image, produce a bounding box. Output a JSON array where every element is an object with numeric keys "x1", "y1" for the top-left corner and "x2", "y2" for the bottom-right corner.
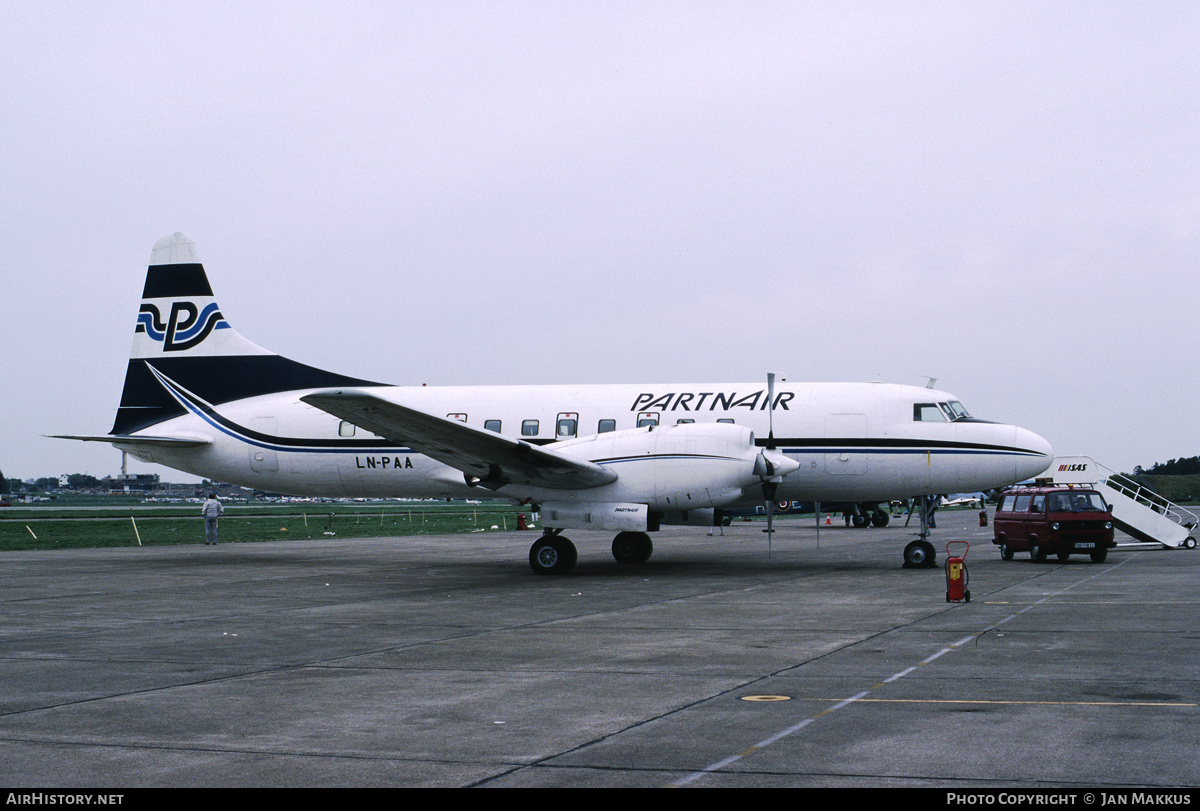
[{"x1": 300, "y1": 389, "x2": 617, "y2": 490}]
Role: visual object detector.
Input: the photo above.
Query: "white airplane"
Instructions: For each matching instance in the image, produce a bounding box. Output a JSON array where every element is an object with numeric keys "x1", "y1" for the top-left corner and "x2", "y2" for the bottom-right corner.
[
  {"x1": 940, "y1": 495, "x2": 984, "y2": 508},
  {"x1": 59, "y1": 233, "x2": 1053, "y2": 574}
]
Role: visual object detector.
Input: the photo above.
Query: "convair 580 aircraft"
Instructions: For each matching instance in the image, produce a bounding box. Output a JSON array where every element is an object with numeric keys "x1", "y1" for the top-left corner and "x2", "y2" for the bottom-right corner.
[{"x1": 60, "y1": 234, "x2": 1052, "y2": 574}]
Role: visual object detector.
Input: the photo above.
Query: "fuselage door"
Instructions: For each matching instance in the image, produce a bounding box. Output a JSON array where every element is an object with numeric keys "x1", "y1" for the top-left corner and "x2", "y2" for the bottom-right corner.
[{"x1": 556, "y1": 413, "x2": 579, "y2": 439}]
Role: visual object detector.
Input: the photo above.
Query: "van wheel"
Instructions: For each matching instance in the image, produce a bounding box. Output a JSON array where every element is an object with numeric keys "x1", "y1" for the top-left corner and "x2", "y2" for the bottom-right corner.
[
  {"x1": 1030, "y1": 542, "x2": 1046, "y2": 563},
  {"x1": 1090, "y1": 549, "x2": 1108, "y2": 563},
  {"x1": 1057, "y1": 552, "x2": 1070, "y2": 562},
  {"x1": 999, "y1": 543, "x2": 1013, "y2": 561},
  {"x1": 1183, "y1": 536, "x2": 1197, "y2": 550}
]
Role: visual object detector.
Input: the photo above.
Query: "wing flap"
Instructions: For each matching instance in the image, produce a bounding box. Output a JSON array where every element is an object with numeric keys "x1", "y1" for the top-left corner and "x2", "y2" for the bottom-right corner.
[{"x1": 300, "y1": 389, "x2": 616, "y2": 490}]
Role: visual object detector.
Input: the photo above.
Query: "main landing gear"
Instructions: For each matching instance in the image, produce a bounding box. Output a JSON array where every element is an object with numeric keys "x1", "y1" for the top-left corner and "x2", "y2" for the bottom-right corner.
[
  {"x1": 611, "y1": 531, "x2": 653, "y2": 564},
  {"x1": 529, "y1": 531, "x2": 577, "y2": 575},
  {"x1": 528, "y1": 530, "x2": 656, "y2": 574}
]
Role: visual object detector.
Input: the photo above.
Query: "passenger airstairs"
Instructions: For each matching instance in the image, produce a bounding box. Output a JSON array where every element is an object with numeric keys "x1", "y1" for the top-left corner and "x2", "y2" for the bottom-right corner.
[{"x1": 1036, "y1": 456, "x2": 1199, "y2": 550}]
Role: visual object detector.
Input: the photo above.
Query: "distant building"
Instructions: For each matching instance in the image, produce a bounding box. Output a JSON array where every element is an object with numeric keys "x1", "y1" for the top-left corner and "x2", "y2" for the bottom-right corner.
[{"x1": 101, "y1": 473, "x2": 160, "y2": 492}]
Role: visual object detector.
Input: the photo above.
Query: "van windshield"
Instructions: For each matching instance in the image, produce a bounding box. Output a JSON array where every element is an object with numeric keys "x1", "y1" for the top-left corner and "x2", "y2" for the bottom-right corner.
[{"x1": 1047, "y1": 492, "x2": 1107, "y2": 512}]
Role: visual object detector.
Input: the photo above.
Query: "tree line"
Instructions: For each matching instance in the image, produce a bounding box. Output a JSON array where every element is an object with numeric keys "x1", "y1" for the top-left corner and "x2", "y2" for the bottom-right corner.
[
  {"x1": 1134, "y1": 456, "x2": 1200, "y2": 476},
  {"x1": 2, "y1": 472, "x2": 103, "y2": 493}
]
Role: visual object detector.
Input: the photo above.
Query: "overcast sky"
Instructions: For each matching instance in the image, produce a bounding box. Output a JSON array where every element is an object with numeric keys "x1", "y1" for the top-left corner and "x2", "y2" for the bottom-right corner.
[{"x1": 3, "y1": 2, "x2": 1197, "y2": 485}]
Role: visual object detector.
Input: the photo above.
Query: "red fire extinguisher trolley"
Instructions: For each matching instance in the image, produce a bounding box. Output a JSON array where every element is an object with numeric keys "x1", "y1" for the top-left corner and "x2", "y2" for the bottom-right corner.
[{"x1": 945, "y1": 541, "x2": 970, "y2": 603}]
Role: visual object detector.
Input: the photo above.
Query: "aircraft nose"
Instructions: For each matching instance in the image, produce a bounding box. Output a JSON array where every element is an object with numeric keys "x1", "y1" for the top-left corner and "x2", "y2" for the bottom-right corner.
[{"x1": 1013, "y1": 425, "x2": 1053, "y2": 481}]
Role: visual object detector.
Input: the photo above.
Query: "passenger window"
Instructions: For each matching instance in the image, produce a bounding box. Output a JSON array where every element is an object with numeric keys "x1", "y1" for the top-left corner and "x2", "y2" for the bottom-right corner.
[
  {"x1": 1000, "y1": 495, "x2": 1015, "y2": 511},
  {"x1": 914, "y1": 404, "x2": 947, "y2": 421},
  {"x1": 638, "y1": 417, "x2": 658, "y2": 428},
  {"x1": 1014, "y1": 495, "x2": 1032, "y2": 512},
  {"x1": 676, "y1": 419, "x2": 695, "y2": 424},
  {"x1": 484, "y1": 420, "x2": 501, "y2": 433},
  {"x1": 521, "y1": 420, "x2": 539, "y2": 436},
  {"x1": 556, "y1": 418, "x2": 577, "y2": 438},
  {"x1": 1031, "y1": 495, "x2": 1045, "y2": 513},
  {"x1": 717, "y1": 418, "x2": 734, "y2": 424},
  {"x1": 338, "y1": 421, "x2": 355, "y2": 437},
  {"x1": 598, "y1": 419, "x2": 616, "y2": 433}
]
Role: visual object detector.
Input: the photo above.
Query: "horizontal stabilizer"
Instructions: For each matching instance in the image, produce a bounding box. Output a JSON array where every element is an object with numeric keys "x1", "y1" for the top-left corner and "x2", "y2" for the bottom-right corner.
[
  {"x1": 50, "y1": 434, "x2": 213, "y2": 448},
  {"x1": 301, "y1": 389, "x2": 617, "y2": 490}
]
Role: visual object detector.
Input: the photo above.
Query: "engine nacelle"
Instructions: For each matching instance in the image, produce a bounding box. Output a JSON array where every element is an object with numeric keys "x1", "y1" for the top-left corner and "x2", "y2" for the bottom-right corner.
[
  {"x1": 537, "y1": 423, "x2": 799, "y2": 531},
  {"x1": 539, "y1": 501, "x2": 650, "y2": 532}
]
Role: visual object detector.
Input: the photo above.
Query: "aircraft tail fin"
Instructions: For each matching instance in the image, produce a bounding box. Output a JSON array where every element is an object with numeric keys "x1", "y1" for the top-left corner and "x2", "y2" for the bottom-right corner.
[
  {"x1": 129, "y1": 233, "x2": 273, "y2": 361},
  {"x1": 110, "y1": 233, "x2": 379, "y2": 436}
]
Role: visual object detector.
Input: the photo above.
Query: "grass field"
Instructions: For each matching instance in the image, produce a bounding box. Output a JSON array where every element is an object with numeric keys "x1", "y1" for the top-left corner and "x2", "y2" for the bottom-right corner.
[{"x1": 0, "y1": 502, "x2": 533, "y2": 551}]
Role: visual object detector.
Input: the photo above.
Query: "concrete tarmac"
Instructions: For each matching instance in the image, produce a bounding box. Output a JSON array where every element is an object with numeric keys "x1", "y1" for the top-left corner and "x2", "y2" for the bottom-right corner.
[{"x1": 1, "y1": 511, "x2": 1198, "y2": 788}]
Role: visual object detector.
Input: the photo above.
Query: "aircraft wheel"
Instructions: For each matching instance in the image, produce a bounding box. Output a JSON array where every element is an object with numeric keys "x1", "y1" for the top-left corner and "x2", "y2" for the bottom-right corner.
[
  {"x1": 530, "y1": 536, "x2": 577, "y2": 575},
  {"x1": 1090, "y1": 549, "x2": 1108, "y2": 563},
  {"x1": 852, "y1": 513, "x2": 870, "y2": 529},
  {"x1": 871, "y1": 512, "x2": 890, "y2": 528},
  {"x1": 903, "y1": 540, "x2": 936, "y2": 568},
  {"x1": 612, "y1": 531, "x2": 653, "y2": 564},
  {"x1": 635, "y1": 533, "x2": 652, "y2": 563}
]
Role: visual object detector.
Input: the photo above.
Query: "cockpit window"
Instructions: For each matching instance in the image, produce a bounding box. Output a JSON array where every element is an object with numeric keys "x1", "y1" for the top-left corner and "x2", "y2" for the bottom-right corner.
[
  {"x1": 916, "y1": 401, "x2": 972, "y2": 422},
  {"x1": 914, "y1": 403, "x2": 947, "y2": 421}
]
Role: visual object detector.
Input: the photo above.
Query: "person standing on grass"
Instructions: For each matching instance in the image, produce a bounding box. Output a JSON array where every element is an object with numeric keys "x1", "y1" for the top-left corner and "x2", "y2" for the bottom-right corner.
[{"x1": 201, "y1": 493, "x2": 224, "y2": 545}]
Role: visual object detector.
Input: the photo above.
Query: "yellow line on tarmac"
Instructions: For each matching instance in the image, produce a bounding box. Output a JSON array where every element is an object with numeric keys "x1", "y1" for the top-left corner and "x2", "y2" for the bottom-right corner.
[
  {"x1": 801, "y1": 697, "x2": 1196, "y2": 707},
  {"x1": 985, "y1": 600, "x2": 1200, "y2": 605}
]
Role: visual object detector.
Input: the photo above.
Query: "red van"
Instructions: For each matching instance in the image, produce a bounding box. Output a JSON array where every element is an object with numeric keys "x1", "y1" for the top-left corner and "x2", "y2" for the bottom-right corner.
[{"x1": 993, "y1": 486, "x2": 1116, "y2": 563}]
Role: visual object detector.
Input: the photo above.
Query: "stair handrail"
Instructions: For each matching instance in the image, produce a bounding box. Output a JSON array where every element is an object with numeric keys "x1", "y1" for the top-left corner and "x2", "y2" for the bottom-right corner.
[{"x1": 1099, "y1": 465, "x2": 1199, "y2": 530}]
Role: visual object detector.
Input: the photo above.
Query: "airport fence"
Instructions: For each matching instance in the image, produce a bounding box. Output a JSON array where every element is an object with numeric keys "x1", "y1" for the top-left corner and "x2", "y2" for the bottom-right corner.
[{"x1": 0, "y1": 503, "x2": 536, "y2": 551}]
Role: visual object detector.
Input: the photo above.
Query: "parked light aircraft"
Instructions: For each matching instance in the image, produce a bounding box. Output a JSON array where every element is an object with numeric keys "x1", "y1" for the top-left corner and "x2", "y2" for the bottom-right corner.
[{"x1": 58, "y1": 234, "x2": 1053, "y2": 574}]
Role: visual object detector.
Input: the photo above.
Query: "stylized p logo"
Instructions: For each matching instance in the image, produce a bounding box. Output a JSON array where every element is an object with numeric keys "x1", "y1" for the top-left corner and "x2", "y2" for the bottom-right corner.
[
  {"x1": 164, "y1": 301, "x2": 226, "y2": 351},
  {"x1": 136, "y1": 301, "x2": 227, "y2": 351}
]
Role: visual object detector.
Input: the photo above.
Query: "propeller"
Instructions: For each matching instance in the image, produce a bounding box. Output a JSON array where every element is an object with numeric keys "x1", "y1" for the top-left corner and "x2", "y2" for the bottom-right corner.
[{"x1": 760, "y1": 373, "x2": 782, "y2": 549}]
